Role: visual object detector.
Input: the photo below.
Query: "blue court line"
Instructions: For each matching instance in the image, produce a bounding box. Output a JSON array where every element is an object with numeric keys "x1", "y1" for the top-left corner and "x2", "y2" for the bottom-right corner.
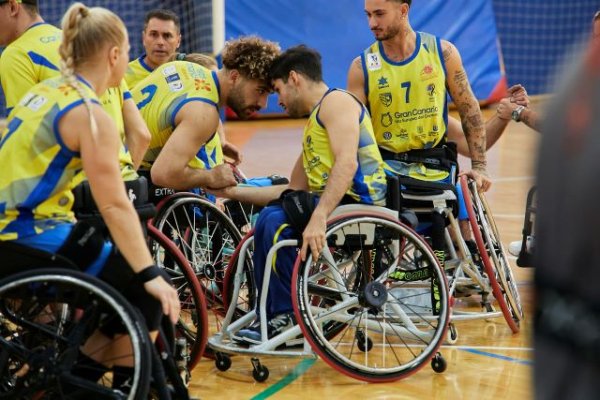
[
  {"x1": 250, "y1": 358, "x2": 316, "y2": 399},
  {"x1": 461, "y1": 348, "x2": 533, "y2": 366}
]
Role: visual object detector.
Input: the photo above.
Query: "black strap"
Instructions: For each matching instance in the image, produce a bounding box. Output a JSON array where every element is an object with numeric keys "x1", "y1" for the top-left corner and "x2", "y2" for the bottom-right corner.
[
  {"x1": 379, "y1": 142, "x2": 458, "y2": 173},
  {"x1": 136, "y1": 264, "x2": 162, "y2": 283}
]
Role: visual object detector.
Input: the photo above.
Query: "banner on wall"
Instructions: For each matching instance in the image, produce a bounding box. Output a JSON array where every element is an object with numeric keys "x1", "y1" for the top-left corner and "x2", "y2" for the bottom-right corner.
[{"x1": 224, "y1": 0, "x2": 505, "y2": 117}]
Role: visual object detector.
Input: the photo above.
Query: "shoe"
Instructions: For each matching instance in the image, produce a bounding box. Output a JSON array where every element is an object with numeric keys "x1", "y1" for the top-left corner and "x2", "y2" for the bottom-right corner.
[
  {"x1": 236, "y1": 312, "x2": 297, "y2": 346},
  {"x1": 509, "y1": 236, "x2": 534, "y2": 257}
]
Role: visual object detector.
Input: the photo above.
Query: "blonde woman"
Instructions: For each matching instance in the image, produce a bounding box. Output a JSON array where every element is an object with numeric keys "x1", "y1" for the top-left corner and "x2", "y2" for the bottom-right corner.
[{"x1": 0, "y1": 2, "x2": 179, "y2": 393}]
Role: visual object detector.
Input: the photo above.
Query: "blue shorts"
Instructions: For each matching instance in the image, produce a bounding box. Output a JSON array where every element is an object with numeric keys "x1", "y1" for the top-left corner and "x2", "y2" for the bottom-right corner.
[{"x1": 13, "y1": 223, "x2": 112, "y2": 277}]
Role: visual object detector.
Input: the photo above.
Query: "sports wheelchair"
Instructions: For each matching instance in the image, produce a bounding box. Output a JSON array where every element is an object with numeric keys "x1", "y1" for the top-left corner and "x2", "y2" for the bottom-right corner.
[
  {"x1": 0, "y1": 242, "x2": 168, "y2": 399},
  {"x1": 145, "y1": 168, "x2": 288, "y2": 360},
  {"x1": 208, "y1": 178, "x2": 452, "y2": 383}
]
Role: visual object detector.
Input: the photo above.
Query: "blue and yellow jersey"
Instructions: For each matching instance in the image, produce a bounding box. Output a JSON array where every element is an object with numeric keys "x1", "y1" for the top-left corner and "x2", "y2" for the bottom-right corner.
[
  {"x1": 125, "y1": 54, "x2": 154, "y2": 89},
  {"x1": 131, "y1": 61, "x2": 221, "y2": 170},
  {"x1": 71, "y1": 79, "x2": 138, "y2": 187},
  {"x1": 0, "y1": 22, "x2": 62, "y2": 114},
  {"x1": 303, "y1": 89, "x2": 386, "y2": 206},
  {"x1": 363, "y1": 32, "x2": 449, "y2": 181},
  {"x1": 100, "y1": 79, "x2": 138, "y2": 180},
  {"x1": 0, "y1": 76, "x2": 99, "y2": 240}
]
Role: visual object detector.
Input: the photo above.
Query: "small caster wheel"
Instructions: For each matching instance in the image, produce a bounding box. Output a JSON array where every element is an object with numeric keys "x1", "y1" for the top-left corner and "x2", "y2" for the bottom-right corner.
[
  {"x1": 252, "y1": 365, "x2": 269, "y2": 382},
  {"x1": 215, "y1": 353, "x2": 231, "y2": 371},
  {"x1": 356, "y1": 330, "x2": 373, "y2": 352},
  {"x1": 431, "y1": 352, "x2": 447, "y2": 373},
  {"x1": 446, "y1": 323, "x2": 458, "y2": 344}
]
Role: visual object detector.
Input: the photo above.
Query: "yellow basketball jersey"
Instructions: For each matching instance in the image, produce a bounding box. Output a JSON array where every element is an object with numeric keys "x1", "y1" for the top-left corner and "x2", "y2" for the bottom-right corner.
[
  {"x1": 0, "y1": 22, "x2": 62, "y2": 113},
  {"x1": 303, "y1": 89, "x2": 387, "y2": 205},
  {"x1": 132, "y1": 61, "x2": 221, "y2": 170},
  {"x1": 125, "y1": 55, "x2": 153, "y2": 89},
  {"x1": 0, "y1": 76, "x2": 99, "y2": 240},
  {"x1": 363, "y1": 32, "x2": 449, "y2": 181}
]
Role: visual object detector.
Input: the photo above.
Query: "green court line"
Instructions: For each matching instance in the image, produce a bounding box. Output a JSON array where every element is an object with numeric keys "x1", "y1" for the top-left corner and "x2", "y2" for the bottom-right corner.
[{"x1": 250, "y1": 358, "x2": 316, "y2": 399}]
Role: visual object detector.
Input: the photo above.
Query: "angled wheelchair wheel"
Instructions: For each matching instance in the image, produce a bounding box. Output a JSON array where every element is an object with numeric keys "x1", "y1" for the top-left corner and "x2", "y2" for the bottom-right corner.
[
  {"x1": 0, "y1": 268, "x2": 152, "y2": 400},
  {"x1": 293, "y1": 213, "x2": 450, "y2": 382},
  {"x1": 461, "y1": 176, "x2": 524, "y2": 333},
  {"x1": 222, "y1": 199, "x2": 263, "y2": 234},
  {"x1": 147, "y1": 223, "x2": 208, "y2": 369},
  {"x1": 152, "y1": 193, "x2": 243, "y2": 356}
]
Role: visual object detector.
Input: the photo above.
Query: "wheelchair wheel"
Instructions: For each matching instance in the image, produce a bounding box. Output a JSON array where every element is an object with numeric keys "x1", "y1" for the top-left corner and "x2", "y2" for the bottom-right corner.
[
  {"x1": 461, "y1": 176, "x2": 524, "y2": 333},
  {"x1": 293, "y1": 213, "x2": 450, "y2": 382},
  {"x1": 152, "y1": 194, "x2": 243, "y2": 356},
  {"x1": 147, "y1": 223, "x2": 208, "y2": 369},
  {"x1": 0, "y1": 268, "x2": 152, "y2": 399},
  {"x1": 222, "y1": 199, "x2": 263, "y2": 234}
]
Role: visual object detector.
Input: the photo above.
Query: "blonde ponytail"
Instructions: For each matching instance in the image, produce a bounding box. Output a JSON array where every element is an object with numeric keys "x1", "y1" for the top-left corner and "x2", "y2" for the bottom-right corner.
[{"x1": 59, "y1": 3, "x2": 97, "y2": 137}]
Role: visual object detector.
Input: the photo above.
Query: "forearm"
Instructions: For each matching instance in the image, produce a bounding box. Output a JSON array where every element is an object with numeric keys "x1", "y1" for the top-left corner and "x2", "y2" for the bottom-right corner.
[
  {"x1": 459, "y1": 105, "x2": 487, "y2": 170},
  {"x1": 151, "y1": 164, "x2": 214, "y2": 190},
  {"x1": 219, "y1": 184, "x2": 288, "y2": 206},
  {"x1": 100, "y1": 202, "x2": 153, "y2": 273},
  {"x1": 484, "y1": 115, "x2": 510, "y2": 150},
  {"x1": 126, "y1": 133, "x2": 150, "y2": 169},
  {"x1": 520, "y1": 108, "x2": 541, "y2": 132}
]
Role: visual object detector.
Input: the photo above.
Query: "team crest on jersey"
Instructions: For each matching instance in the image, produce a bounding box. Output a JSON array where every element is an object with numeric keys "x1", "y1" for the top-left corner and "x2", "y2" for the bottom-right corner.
[
  {"x1": 366, "y1": 53, "x2": 381, "y2": 71},
  {"x1": 427, "y1": 83, "x2": 436, "y2": 97},
  {"x1": 420, "y1": 64, "x2": 438, "y2": 81},
  {"x1": 377, "y1": 76, "x2": 389, "y2": 90},
  {"x1": 162, "y1": 65, "x2": 177, "y2": 76},
  {"x1": 379, "y1": 93, "x2": 392, "y2": 107},
  {"x1": 381, "y1": 112, "x2": 393, "y2": 128},
  {"x1": 168, "y1": 81, "x2": 184, "y2": 92},
  {"x1": 396, "y1": 128, "x2": 409, "y2": 140},
  {"x1": 194, "y1": 78, "x2": 212, "y2": 92}
]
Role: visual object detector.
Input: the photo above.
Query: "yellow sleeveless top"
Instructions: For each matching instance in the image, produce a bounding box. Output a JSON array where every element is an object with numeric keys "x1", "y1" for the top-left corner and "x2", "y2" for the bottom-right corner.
[
  {"x1": 132, "y1": 61, "x2": 222, "y2": 171},
  {"x1": 0, "y1": 22, "x2": 62, "y2": 114},
  {"x1": 0, "y1": 76, "x2": 99, "y2": 240},
  {"x1": 303, "y1": 89, "x2": 387, "y2": 205},
  {"x1": 363, "y1": 32, "x2": 449, "y2": 181},
  {"x1": 125, "y1": 54, "x2": 154, "y2": 89}
]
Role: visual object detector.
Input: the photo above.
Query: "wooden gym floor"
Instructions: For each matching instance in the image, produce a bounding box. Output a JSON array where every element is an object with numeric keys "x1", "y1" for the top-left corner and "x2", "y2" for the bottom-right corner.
[{"x1": 188, "y1": 104, "x2": 540, "y2": 399}]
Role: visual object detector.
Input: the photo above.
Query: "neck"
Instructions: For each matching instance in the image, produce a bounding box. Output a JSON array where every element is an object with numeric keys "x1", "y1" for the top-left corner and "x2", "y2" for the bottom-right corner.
[
  {"x1": 305, "y1": 82, "x2": 330, "y2": 112},
  {"x1": 75, "y1": 67, "x2": 111, "y2": 97},
  {"x1": 381, "y1": 24, "x2": 417, "y2": 61},
  {"x1": 143, "y1": 55, "x2": 159, "y2": 70},
  {"x1": 12, "y1": 14, "x2": 44, "y2": 43}
]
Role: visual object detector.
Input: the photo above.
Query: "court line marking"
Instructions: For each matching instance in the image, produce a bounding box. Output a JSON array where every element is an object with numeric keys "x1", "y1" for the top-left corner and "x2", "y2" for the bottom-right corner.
[
  {"x1": 459, "y1": 348, "x2": 533, "y2": 366},
  {"x1": 250, "y1": 358, "x2": 316, "y2": 400},
  {"x1": 444, "y1": 345, "x2": 533, "y2": 351}
]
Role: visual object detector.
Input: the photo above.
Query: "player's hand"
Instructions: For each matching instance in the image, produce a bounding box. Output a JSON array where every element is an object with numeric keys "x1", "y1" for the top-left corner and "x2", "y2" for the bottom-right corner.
[
  {"x1": 460, "y1": 169, "x2": 492, "y2": 192},
  {"x1": 144, "y1": 276, "x2": 181, "y2": 325},
  {"x1": 507, "y1": 84, "x2": 530, "y2": 107},
  {"x1": 300, "y1": 212, "x2": 327, "y2": 262},
  {"x1": 222, "y1": 141, "x2": 243, "y2": 165},
  {"x1": 208, "y1": 163, "x2": 238, "y2": 190}
]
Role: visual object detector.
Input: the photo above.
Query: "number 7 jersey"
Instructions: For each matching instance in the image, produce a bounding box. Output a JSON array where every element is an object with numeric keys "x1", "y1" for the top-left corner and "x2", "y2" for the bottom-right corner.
[{"x1": 362, "y1": 32, "x2": 448, "y2": 154}]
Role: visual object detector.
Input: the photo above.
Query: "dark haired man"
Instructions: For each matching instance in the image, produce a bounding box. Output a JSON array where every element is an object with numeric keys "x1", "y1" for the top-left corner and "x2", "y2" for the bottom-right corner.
[
  {"x1": 125, "y1": 9, "x2": 181, "y2": 89},
  {"x1": 215, "y1": 45, "x2": 387, "y2": 343}
]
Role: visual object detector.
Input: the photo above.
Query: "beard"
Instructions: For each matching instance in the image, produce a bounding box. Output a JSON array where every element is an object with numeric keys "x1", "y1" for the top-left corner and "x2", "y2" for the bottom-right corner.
[
  {"x1": 373, "y1": 24, "x2": 402, "y2": 41},
  {"x1": 227, "y1": 83, "x2": 258, "y2": 120}
]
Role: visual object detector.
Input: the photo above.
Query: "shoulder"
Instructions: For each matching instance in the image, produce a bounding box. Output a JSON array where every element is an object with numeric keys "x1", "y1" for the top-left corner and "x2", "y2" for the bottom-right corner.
[
  {"x1": 440, "y1": 40, "x2": 461, "y2": 63},
  {"x1": 320, "y1": 90, "x2": 361, "y2": 118}
]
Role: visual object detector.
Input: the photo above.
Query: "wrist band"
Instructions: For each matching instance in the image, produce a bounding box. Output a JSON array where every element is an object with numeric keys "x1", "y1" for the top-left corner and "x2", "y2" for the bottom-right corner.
[{"x1": 136, "y1": 264, "x2": 161, "y2": 283}]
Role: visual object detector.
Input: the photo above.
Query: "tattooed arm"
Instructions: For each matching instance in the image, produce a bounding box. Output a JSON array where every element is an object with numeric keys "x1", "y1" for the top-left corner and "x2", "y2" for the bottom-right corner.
[{"x1": 442, "y1": 40, "x2": 492, "y2": 191}]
